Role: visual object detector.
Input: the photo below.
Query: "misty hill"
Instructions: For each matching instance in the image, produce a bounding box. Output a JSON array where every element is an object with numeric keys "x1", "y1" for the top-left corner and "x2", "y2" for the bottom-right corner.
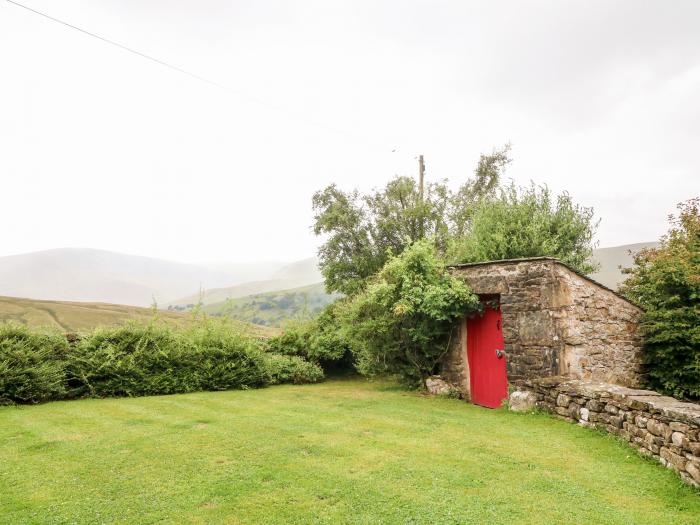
[
  {"x1": 589, "y1": 242, "x2": 660, "y2": 290},
  {"x1": 0, "y1": 249, "x2": 318, "y2": 308},
  {"x1": 168, "y1": 258, "x2": 323, "y2": 307},
  {"x1": 203, "y1": 282, "x2": 339, "y2": 326},
  {"x1": 0, "y1": 248, "x2": 244, "y2": 307}
]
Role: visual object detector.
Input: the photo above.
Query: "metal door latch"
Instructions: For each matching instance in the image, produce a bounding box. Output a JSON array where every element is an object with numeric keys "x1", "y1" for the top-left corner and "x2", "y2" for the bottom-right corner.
[{"x1": 495, "y1": 349, "x2": 505, "y2": 359}]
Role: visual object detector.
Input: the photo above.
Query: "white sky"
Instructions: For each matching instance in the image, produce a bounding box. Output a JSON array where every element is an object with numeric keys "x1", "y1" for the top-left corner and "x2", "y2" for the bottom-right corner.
[{"x1": 1, "y1": 0, "x2": 698, "y2": 263}]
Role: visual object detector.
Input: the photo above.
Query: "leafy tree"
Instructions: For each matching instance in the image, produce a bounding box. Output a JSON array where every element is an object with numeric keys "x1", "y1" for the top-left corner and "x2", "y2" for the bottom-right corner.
[
  {"x1": 340, "y1": 240, "x2": 479, "y2": 386},
  {"x1": 450, "y1": 144, "x2": 512, "y2": 237},
  {"x1": 449, "y1": 182, "x2": 599, "y2": 274},
  {"x1": 620, "y1": 198, "x2": 700, "y2": 399},
  {"x1": 313, "y1": 145, "x2": 512, "y2": 295}
]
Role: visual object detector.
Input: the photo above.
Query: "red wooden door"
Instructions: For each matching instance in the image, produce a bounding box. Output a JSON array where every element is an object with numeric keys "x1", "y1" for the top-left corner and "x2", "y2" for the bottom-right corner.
[{"x1": 467, "y1": 306, "x2": 508, "y2": 408}]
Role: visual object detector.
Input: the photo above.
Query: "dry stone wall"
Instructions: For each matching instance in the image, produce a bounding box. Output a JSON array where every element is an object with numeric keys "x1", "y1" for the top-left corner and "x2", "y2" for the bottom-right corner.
[{"x1": 518, "y1": 377, "x2": 700, "y2": 487}]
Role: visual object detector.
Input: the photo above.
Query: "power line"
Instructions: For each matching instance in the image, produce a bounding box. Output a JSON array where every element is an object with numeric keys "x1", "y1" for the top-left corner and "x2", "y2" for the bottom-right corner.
[{"x1": 5, "y1": 0, "x2": 401, "y2": 154}]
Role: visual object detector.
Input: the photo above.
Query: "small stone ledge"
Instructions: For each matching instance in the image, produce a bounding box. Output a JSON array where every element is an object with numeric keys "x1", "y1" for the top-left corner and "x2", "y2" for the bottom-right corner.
[{"x1": 517, "y1": 377, "x2": 700, "y2": 488}]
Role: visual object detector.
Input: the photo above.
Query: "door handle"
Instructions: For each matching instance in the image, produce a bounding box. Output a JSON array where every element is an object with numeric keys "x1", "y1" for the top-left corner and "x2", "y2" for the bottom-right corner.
[{"x1": 495, "y1": 349, "x2": 505, "y2": 359}]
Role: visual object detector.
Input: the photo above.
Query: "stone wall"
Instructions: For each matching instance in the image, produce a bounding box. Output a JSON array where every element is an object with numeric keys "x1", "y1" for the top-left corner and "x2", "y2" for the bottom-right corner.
[
  {"x1": 443, "y1": 258, "x2": 643, "y2": 399},
  {"x1": 554, "y1": 265, "x2": 643, "y2": 386},
  {"x1": 447, "y1": 259, "x2": 565, "y2": 387},
  {"x1": 517, "y1": 377, "x2": 700, "y2": 487}
]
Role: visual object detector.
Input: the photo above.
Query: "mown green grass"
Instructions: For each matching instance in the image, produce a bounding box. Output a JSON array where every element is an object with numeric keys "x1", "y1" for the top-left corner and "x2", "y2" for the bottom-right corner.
[{"x1": 0, "y1": 379, "x2": 697, "y2": 524}]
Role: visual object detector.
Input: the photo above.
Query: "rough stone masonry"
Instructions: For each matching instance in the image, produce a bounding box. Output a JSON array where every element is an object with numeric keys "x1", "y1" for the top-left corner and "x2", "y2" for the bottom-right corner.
[
  {"x1": 516, "y1": 377, "x2": 700, "y2": 487},
  {"x1": 443, "y1": 258, "x2": 643, "y2": 396}
]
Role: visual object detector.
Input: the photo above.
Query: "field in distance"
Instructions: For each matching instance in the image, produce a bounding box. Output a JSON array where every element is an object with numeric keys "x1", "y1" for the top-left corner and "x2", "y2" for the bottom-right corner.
[
  {"x1": 200, "y1": 282, "x2": 339, "y2": 326},
  {"x1": 0, "y1": 295, "x2": 276, "y2": 337}
]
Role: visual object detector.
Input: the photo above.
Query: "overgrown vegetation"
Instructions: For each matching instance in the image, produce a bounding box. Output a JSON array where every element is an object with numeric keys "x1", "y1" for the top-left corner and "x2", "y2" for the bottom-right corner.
[
  {"x1": 266, "y1": 300, "x2": 351, "y2": 372},
  {"x1": 449, "y1": 182, "x2": 599, "y2": 273},
  {"x1": 0, "y1": 317, "x2": 327, "y2": 405},
  {"x1": 308, "y1": 146, "x2": 599, "y2": 385},
  {"x1": 312, "y1": 145, "x2": 599, "y2": 296},
  {"x1": 0, "y1": 324, "x2": 69, "y2": 404},
  {"x1": 621, "y1": 198, "x2": 700, "y2": 399},
  {"x1": 341, "y1": 241, "x2": 479, "y2": 386}
]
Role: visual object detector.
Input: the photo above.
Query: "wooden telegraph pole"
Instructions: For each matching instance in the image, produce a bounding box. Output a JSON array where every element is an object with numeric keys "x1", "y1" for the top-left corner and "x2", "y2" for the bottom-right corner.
[
  {"x1": 418, "y1": 155, "x2": 425, "y2": 200},
  {"x1": 418, "y1": 154, "x2": 426, "y2": 239}
]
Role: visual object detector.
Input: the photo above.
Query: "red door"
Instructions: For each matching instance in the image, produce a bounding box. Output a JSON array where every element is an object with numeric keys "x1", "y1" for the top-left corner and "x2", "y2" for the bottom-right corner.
[{"x1": 467, "y1": 305, "x2": 507, "y2": 408}]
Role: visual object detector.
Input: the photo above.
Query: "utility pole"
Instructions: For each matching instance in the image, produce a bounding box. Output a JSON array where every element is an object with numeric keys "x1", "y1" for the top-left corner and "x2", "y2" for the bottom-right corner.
[
  {"x1": 418, "y1": 154, "x2": 425, "y2": 200},
  {"x1": 418, "y1": 154, "x2": 426, "y2": 239}
]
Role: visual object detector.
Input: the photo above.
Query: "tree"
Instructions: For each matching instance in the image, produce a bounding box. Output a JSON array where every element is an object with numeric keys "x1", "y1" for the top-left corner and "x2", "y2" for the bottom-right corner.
[
  {"x1": 340, "y1": 240, "x2": 479, "y2": 386},
  {"x1": 449, "y1": 182, "x2": 599, "y2": 274},
  {"x1": 620, "y1": 198, "x2": 700, "y2": 399},
  {"x1": 313, "y1": 145, "x2": 512, "y2": 295}
]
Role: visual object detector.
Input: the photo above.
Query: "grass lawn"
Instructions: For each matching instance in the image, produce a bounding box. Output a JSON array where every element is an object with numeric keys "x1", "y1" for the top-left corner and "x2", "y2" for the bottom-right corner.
[{"x1": 1, "y1": 379, "x2": 698, "y2": 524}]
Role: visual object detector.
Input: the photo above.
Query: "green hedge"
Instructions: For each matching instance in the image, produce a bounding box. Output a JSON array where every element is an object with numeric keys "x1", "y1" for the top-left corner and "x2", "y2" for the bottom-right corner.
[
  {"x1": 0, "y1": 320, "x2": 323, "y2": 405},
  {"x1": 0, "y1": 324, "x2": 69, "y2": 404}
]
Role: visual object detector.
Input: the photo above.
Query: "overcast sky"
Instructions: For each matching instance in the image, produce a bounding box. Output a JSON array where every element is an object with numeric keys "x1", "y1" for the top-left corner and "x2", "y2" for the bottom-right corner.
[{"x1": 1, "y1": 0, "x2": 698, "y2": 263}]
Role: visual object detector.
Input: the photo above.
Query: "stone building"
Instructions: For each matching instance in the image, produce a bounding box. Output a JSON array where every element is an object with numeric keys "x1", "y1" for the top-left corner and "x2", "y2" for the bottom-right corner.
[{"x1": 440, "y1": 257, "x2": 642, "y2": 407}]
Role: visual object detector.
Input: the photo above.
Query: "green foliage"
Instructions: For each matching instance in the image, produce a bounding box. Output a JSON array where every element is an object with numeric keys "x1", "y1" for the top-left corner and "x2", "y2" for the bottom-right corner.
[
  {"x1": 0, "y1": 323, "x2": 69, "y2": 404},
  {"x1": 263, "y1": 353, "x2": 324, "y2": 384},
  {"x1": 449, "y1": 182, "x2": 599, "y2": 274},
  {"x1": 312, "y1": 146, "x2": 512, "y2": 295},
  {"x1": 208, "y1": 283, "x2": 338, "y2": 327},
  {"x1": 66, "y1": 320, "x2": 270, "y2": 398},
  {"x1": 266, "y1": 300, "x2": 352, "y2": 372},
  {"x1": 620, "y1": 198, "x2": 700, "y2": 399},
  {"x1": 341, "y1": 241, "x2": 480, "y2": 386},
  {"x1": 0, "y1": 317, "x2": 325, "y2": 404},
  {"x1": 313, "y1": 145, "x2": 598, "y2": 296}
]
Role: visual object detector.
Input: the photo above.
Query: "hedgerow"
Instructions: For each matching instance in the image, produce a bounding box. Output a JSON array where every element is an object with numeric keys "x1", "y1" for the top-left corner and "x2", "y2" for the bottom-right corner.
[
  {"x1": 0, "y1": 323, "x2": 69, "y2": 404},
  {"x1": 0, "y1": 318, "x2": 323, "y2": 404}
]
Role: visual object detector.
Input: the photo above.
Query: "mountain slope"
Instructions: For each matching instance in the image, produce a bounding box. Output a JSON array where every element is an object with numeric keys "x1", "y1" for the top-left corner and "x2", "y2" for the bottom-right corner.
[
  {"x1": 0, "y1": 248, "x2": 244, "y2": 307},
  {"x1": 0, "y1": 295, "x2": 186, "y2": 332},
  {"x1": 0, "y1": 295, "x2": 276, "y2": 337},
  {"x1": 169, "y1": 258, "x2": 322, "y2": 307},
  {"x1": 589, "y1": 242, "x2": 660, "y2": 290},
  {"x1": 203, "y1": 282, "x2": 338, "y2": 326}
]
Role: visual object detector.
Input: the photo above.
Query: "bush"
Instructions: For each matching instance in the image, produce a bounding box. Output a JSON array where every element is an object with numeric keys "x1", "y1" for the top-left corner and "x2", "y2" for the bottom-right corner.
[
  {"x1": 183, "y1": 321, "x2": 271, "y2": 392},
  {"x1": 0, "y1": 323, "x2": 69, "y2": 404},
  {"x1": 342, "y1": 240, "x2": 479, "y2": 387},
  {"x1": 266, "y1": 301, "x2": 352, "y2": 373},
  {"x1": 66, "y1": 321, "x2": 271, "y2": 398},
  {"x1": 450, "y1": 182, "x2": 599, "y2": 274},
  {"x1": 620, "y1": 198, "x2": 700, "y2": 399},
  {"x1": 263, "y1": 353, "x2": 324, "y2": 384},
  {"x1": 0, "y1": 317, "x2": 328, "y2": 404}
]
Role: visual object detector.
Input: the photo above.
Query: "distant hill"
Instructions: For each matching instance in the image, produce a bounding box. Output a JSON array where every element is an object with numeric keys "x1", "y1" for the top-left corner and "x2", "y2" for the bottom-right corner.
[
  {"x1": 0, "y1": 249, "x2": 317, "y2": 308},
  {"x1": 196, "y1": 261, "x2": 287, "y2": 284},
  {"x1": 589, "y1": 242, "x2": 660, "y2": 290},
  {"x1": 0, "y1": 295, "x2": 186, "y2": 332},
  {"x1": 203, "y1": 282, "x2": 339, "y2": 326},
  {"x1": 0, "y1": 295, "x2": 276, "y2": 337},
  {"x1": 169, "y1": 258, "x2": 323, "y2": 307},
  {"x1": 0, "y1": 248, "x2": 241, "y2": 307}
]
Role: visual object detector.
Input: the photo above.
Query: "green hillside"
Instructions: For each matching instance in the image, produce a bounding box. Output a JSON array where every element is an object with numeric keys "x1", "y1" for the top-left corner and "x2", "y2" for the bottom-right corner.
[
  {"x1": 204, "y1": 282, "x2": 338, "y2": 326},
  {"x1": 0, "y1": 295, "x2": 276, "y2": 337}
]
